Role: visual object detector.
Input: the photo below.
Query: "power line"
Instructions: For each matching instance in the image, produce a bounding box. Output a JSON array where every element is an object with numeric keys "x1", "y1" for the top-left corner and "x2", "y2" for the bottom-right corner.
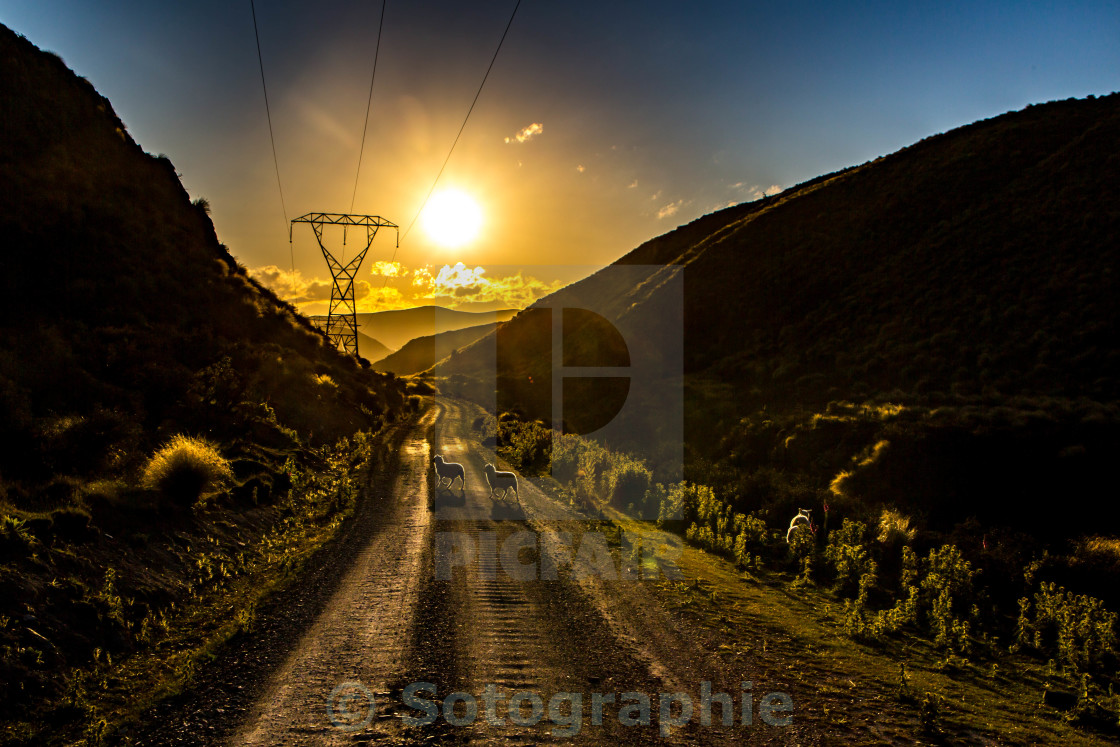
[
  {"x1": 395, "y1": 0, "x2": 524, "y2": 259},
  {"x1": 249, "y1": 0, "x2": 293, "y2": 271},
  {"x1": 349, "y1": 0, "x2": 388, "y2": 214}
]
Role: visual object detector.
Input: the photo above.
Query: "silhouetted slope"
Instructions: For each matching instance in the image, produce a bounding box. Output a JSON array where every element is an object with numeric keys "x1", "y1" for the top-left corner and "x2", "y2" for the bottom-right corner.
[
  {"x1": 372, "y1": 322, "x2": 503, "y2": 375},
  {"x1": 453, "y1": 93, "x2": 1120, "y2": 537},
  {"x1": 357, "y1": 331, "x2": 392, "y2": 361},
  {"x1": 0, "y1": 24, "x2": 407, "y2": 485}
]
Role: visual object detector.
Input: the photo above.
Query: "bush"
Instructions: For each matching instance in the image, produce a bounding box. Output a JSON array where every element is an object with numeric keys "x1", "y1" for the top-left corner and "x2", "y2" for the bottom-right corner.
[
  {"x1": 1016, "y1": 582, "x2": 1118, "y2": 672},
  {"x1": 140, "y1": 435, "x2": 233, "y2": 505},
  {"x1": 609, "y1": 460, "x2": 651, "y2": 509},
  {"x1": 877, "y1": 508, "x2": 916, "y2": 546},
  {"x1": 0, "y1": 515, "x2": 33, "y2": 558},
  {"x1": 876, "y1": 543, "x2": 980, "y2": 653},
  {"x1": 50, "y1": 506, "x2": 94, "y2": 542},
  {"x1": 824, "y1": 519, "x2": 874, "y2": 595}
]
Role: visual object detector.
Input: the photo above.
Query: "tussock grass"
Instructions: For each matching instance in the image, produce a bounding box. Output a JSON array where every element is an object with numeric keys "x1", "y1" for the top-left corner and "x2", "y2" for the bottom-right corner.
[
  {"x1": 141, "y1": 435, "x2": 233, "y2": 505},
  {"x1": 1079, "y1": 536, "x2": 1120, "y2": 563},
  {"x1": 877, "y1": 508, "x2": 916, "y2": 546}
]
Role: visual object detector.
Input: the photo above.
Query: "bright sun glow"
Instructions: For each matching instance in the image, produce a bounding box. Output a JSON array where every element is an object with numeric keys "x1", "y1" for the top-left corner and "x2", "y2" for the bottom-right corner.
[{"x1": 421, "y1": 189, "x2": 483, "y2": 247}]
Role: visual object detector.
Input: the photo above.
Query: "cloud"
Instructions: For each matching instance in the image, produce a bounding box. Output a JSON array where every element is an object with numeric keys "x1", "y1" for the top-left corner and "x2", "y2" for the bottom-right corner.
[
  {"x1": 252, "y1": 261, "x2": 562, "y2": 315},
  {"x1": 412, "y1": 262, "x2": 564, "y2": 308},
  {"x1": 369, "y1": 260, "x2": 404, "y2": 277},
  {"x1": 576, "y1": 164, "x2": 585, "y2": 173},
  {"x1": 358, "y1": 286, "x2": 410, "y2": 311},
  {"x1": 627, "y1": 179, "x2": 638, "y2": 189},
  {"x1": 250, "y1": 264, "x2": 376, "y2": 309},
  {"x1": 657, "y1": 199, "x2": 684, "y2": 219},
  {"x1": 249, "y1": 265, "x2": 334, "y2": 305},
  {"x1": 727, "y1": 183, "x2": 783, "y2": 201},
  {"x1": 505, "y1": 122, "x2": 543, "y2": 144}
]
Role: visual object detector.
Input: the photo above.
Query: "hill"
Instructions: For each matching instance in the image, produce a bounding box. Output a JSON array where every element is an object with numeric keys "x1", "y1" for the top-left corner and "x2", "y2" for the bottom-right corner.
[
  {"x1": 0, "y1": 23, "x2": 412, "y2": 740},
  {"x1": 372, "y1": 321, "x2": 502, "y2": 375},
  {"x1": 357, "y1": 331, "x2": 392, "y2": 361},
  {"x1": 450, "y1": 93, "x2": 1120, "y2": 539},
  {"x1": 356, "y1": 305, "x2": 516, "y2": 351}
]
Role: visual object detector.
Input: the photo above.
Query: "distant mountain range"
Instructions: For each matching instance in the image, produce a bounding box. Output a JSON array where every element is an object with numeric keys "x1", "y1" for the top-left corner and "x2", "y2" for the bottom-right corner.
[{"x1": 355, "y1": 306, "x2": 516, "y2": 352}]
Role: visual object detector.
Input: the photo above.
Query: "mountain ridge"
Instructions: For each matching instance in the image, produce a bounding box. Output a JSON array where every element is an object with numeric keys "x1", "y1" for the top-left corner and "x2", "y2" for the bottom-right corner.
[{"x1": 448, "y1": 92, "x2": 1120, "y2": 537}]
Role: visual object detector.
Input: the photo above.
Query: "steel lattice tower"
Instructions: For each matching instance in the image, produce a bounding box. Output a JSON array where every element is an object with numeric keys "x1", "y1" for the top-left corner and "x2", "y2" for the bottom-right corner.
[{"x1": 291, "y1": 213, "x2": 398, "y2": 357}]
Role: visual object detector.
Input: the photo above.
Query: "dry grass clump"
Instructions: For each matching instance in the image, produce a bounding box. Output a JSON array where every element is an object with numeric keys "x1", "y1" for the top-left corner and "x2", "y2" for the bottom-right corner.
[
  {"x1": 141, "y1": 435, "x2": 233, "y2": 505},
  {"x1": 1075, "y1": 536, "x2": 1120, "y2": 573},
  {"x1": 878, "y1": 507, "x2": 917, "y2": 546}
]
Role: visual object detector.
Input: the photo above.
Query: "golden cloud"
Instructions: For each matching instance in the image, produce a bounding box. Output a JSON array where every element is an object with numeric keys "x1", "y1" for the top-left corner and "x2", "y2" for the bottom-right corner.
[
  {"x1": 657, "y1": 199, "x2": 684, "y2": 219},
  {"x1": 357, "y1": 286, "x2": 410, "y2": 312},
  {"x1": 505, "y1": 122, "x2": 544, "y2": 144},
  {"x1": 412, "y1": 262, "x2": 563, "y2": 308},
  {"x1": 370, "y1": 260, "x2": 404, "y2": 277},
  {"x1": 250, "y1": 264, "x2": 371, "y2": 308}
]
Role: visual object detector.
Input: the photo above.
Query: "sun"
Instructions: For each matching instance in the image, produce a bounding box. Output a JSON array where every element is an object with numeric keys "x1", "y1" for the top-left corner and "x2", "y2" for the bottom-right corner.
[{"x1": 421, "y1": 188, "x2": 483, "y2": 247}]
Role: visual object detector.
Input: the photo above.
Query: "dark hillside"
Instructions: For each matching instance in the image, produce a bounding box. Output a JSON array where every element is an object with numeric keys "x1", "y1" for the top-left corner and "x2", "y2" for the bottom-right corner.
[
  {"x1": 0, "y1": 25, "x2": 411, "y2": 738},
  {"x1": 454, "y1": 93, "x2": 1120, "y2": 540},
  {"x1": 0, "y1": 24, "x2": 406, "y2": 484}
]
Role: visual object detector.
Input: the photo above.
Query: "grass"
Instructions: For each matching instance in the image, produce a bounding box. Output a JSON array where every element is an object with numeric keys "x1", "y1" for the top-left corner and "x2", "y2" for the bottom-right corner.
[
  {"x1": 608, "y1": 510, "x2": 1117, "y2": 744},
  {"x1": 140, "y1": 435, "x2": 234, "y2": 506},
  {"x1": 0, "y1": 422, "x2": 408, "y2": 746}
]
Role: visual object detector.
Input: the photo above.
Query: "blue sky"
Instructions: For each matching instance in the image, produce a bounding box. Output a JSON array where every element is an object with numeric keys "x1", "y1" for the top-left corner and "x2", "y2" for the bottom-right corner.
[{"x1": 2, "y1": 0, "x2": 1118, "y2": 311}]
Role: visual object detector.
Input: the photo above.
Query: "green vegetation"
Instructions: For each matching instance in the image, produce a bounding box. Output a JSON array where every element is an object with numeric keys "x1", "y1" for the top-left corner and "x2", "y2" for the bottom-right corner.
[
  {"x1": 0, "y1": 430, "x2": 399, "y2": 744},
  {"x1": 495, "y1": 411, "x2": 1120, "y2": 738}
]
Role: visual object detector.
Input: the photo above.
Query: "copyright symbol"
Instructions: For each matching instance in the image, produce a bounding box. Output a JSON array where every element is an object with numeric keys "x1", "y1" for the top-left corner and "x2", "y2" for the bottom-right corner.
[{"x1": 327, "y1": 681, "x2": 375, "y2": 732}]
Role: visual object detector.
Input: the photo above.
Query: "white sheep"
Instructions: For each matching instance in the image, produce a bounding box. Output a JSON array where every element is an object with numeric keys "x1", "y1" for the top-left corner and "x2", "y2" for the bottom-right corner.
[
  {"x1": 432, "y1": 454, "x2": 466, "y2": 490},
  {"x1": 786, "y1": 508, "x2": 813, "y2": 543},
  {"x1": 483, "y1": 463, "x2": 518, "y2": 500}
]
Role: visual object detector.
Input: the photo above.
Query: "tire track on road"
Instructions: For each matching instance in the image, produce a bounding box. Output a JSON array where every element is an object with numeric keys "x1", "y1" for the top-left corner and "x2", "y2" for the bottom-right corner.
[{"x1": 232, "y1": 409, "x2": 438, "y2": 745}]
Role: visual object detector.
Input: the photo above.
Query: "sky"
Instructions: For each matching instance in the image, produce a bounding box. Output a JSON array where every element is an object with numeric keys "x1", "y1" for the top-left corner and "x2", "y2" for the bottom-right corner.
[{"x1": 2, "y1": 0, "x2": 1119, "y2": 313}]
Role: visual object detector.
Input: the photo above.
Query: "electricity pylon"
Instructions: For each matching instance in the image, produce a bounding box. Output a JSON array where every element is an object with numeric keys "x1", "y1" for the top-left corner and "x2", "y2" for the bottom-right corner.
[{"x1": 291, "y1": 213, "x2": 398, "y2": 357}]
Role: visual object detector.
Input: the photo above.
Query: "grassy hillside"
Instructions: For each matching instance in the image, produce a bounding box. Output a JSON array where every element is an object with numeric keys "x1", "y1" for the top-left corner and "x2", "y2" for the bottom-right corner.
[
  {"x1": 454, "y1": 93, "x2": 1120, "y2": 539},
  {"x1": 0, "y1": 24, "x2": 413, "y2": 742},
  {"x1": 455, "y1": 99, "x2": 1120, "y2": 738}
]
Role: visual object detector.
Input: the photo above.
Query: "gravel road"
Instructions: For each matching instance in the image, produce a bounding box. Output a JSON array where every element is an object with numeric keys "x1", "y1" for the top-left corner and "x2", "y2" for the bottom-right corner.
[{"x1": 131, "y1": 399, "x2": 813, "y2": 745}]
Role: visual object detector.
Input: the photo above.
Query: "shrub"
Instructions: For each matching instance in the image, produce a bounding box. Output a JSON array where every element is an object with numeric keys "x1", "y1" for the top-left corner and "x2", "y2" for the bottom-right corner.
[
  {"x1": 609, "y1": 460, "x2": 651, "y2": 509},
  {"x1": 497, "y1": 417, "x2": 552, "y2": 474},
  {"x1": 50, "y1": 506, "x2": 94, "y2": 542},
  {"x1": 877, "y1": 508, "x2": 916, "y2": 546},
  {"x1": 0, "y1": 515, "x2": 33, "y2": 558},
  {"x1": 877, "y1": 543, "x2": 980, "y2": 653},
  {"x1": 141, "y1": 435, "x2": 233, "y2": 505},
  {"x1": 1016, "y1": 582, "x2": 1118, "y2": 672},
  {"x1": 824, "y1": 519, "x2": 874, "y2": 595}
]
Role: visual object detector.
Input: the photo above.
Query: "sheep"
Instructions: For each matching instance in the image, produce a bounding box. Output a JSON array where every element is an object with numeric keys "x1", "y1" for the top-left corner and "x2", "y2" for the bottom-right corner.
[
  {"x1": 482, "y1": 463, "x2": 518, "y2": 501},
  {"x1": 786, "y1": 508, "x2": 814, "y2": 543},
  {"x1": 432, "y1": 454, "x2": 466, "y2": 490}
]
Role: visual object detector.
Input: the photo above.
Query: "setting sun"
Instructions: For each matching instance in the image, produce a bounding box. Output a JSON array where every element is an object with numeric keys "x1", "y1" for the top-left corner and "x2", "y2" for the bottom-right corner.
[{"x1": 421, "y1": 188, "x2": 483, "y2": 248}]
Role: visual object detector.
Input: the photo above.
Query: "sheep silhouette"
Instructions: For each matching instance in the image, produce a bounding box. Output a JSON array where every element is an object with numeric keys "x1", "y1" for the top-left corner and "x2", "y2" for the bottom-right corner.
[
  {"x1": 483, "y1": 463, "x2": 518, "y2": 500},
  {"x1": 432, "y1": 454, "x2": 465, "y2": 490}
]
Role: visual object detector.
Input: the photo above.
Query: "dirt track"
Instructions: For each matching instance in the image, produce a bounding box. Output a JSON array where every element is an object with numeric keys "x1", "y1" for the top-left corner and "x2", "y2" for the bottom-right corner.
[{"x1": 133, "y1": 399, "x2": 812, "y2": 745}]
